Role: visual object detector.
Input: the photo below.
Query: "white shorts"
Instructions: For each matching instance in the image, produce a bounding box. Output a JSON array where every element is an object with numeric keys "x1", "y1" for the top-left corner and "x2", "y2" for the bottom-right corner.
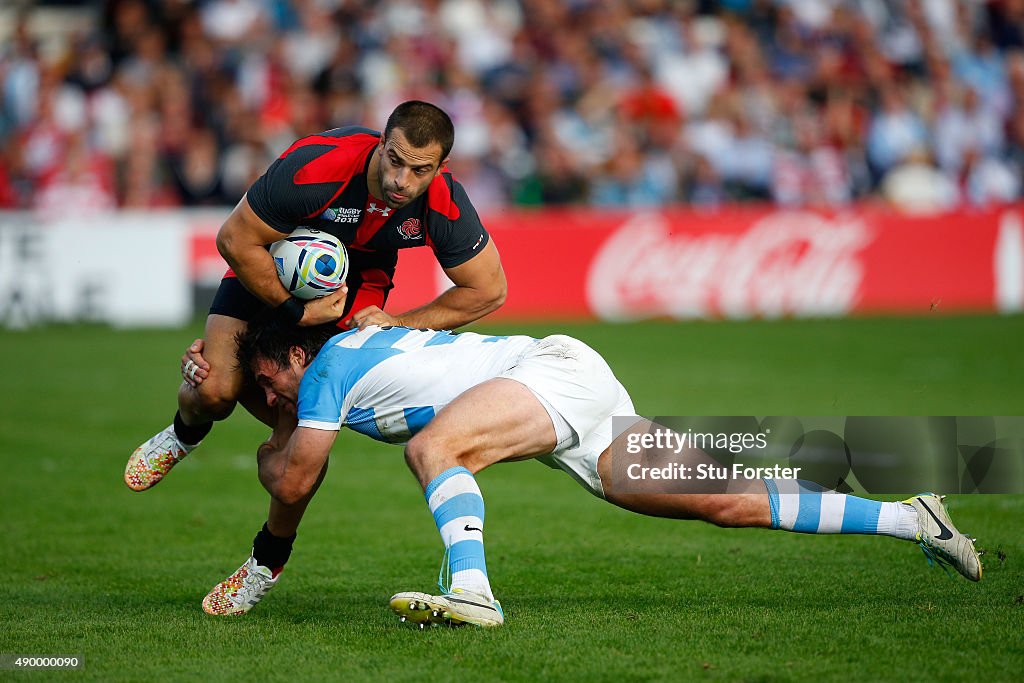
[{"x1": 500, "y1": 335, "x2": 640, "y2": 498}]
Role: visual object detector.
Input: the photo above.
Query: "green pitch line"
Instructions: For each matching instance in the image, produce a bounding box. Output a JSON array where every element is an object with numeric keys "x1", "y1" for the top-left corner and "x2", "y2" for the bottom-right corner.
[{"x1": 0, "y1": 315, "x2": 1021, "y2": 681}]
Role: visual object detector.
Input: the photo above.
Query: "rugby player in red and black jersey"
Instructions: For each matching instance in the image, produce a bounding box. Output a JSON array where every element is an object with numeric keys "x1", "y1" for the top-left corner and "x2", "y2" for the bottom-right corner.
[{"x1": 125, "y1": 101, "x2": 507, "y2": 497}]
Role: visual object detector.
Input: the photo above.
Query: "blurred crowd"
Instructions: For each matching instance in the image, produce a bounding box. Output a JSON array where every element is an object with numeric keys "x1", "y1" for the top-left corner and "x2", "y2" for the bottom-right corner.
[{"x1": 1, "y1": 0, "x2": 1024, "y2": 213}]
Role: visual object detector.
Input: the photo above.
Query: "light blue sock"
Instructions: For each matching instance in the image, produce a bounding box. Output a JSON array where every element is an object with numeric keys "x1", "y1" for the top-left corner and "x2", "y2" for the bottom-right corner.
[
  {"x1": 764, "y1": 479, "x2": 917, "y2": 539},
  {"x1": 425, "y1": 466, "x2": 492, "y2": 598}
]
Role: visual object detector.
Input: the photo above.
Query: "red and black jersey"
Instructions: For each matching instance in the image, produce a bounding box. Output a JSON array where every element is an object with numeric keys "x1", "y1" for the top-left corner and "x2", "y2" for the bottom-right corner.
[
  {"x1": 240, "y1": 126, "x2": 489, "y2": 319},
  {"x1": 248, "y1": 126, "x2": 488, "y2": 267}
]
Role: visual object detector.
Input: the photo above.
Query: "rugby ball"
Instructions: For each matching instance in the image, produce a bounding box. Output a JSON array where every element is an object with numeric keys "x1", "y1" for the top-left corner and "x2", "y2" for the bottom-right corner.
[{"x1": 269, "y1": 228, "x2": 348, "y2": 300}]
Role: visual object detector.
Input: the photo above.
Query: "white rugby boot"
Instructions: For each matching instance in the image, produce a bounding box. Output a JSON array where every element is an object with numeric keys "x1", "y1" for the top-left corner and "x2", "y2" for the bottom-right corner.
[
  {"x1": 390, "y1": 588, "x2": 504, "y2": 628},
  {"x1": 905, "y1": 493, "x2": 982, "y2": 582},
  {"x1": 125, "y1": 424, "x2": 197, "y2": 491},
  {"x1": 202, "y1": 555, "x2": 280, "y2": 616}
]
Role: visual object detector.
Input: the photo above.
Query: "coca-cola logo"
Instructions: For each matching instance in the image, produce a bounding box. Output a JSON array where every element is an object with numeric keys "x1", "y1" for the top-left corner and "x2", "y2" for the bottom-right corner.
[{"x1": 586, "y1": 212, "x2": 873, "y2": 320}]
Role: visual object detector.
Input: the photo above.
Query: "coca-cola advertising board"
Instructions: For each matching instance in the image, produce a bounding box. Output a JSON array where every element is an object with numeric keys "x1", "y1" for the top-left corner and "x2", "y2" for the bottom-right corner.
[
  {"x1": 3, "y1": 205, "x2": 1018, "y2": 329},
  {"x1": 384, "y1": 206, "x2": 1024, "y2": 321}
]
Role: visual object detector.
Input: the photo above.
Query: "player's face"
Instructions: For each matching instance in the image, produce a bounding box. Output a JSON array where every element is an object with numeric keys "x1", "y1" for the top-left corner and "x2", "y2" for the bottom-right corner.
[
  {"x1": 376, "y1": 129, "x2": 447, "y2": 209},
  {"x1": 252, "y1": 352, "x2": 306, "y2": 414}
]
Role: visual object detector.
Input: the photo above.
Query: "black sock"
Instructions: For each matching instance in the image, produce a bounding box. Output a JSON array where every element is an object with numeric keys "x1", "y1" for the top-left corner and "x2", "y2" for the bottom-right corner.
[
  {"x1": 252, "y1": 522, "x2": 296, "y2": 570},
  {"x1": 173, "y1": 411, "x2": 212, "y2": 446}
]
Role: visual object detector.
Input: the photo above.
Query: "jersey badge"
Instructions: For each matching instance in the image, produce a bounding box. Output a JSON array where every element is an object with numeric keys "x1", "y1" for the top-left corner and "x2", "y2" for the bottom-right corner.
[{"x1": 397, "y1": 218, "x2": 422, "y2": 239}]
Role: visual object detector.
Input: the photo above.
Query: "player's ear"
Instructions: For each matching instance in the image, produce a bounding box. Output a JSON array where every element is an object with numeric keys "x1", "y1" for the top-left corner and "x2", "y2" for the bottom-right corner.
[
  {"x1": 289, "y1": 345, "x2": 306, "y2": 368},
  {"x1": 436, "y1": 156, "x2": 450, "y2": 176}
]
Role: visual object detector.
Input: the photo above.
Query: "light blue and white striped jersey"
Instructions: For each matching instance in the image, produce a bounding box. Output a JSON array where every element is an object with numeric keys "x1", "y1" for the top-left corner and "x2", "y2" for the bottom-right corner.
[{"x1": 296, "y1": 325, "x2": 537, "y2": 443}]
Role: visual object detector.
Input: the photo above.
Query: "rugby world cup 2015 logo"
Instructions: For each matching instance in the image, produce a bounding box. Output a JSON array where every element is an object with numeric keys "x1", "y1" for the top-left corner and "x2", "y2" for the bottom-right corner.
[
  {"x1": 397, "y1": 218, "x2": 422, "y2": 239},
  {"x1": 295, "y1": 236, "x2": 346, "y2": 290}
]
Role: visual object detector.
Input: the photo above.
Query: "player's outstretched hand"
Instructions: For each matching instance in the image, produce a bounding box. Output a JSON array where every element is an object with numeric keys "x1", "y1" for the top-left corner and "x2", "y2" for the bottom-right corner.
[
  {"x1": 300, "y1": 285, "x2": 349, "y2": 326},
  {"x1": 181, "y1": 338, "x2": 210, "y2": 387},
  {"x1": 347, "y1": 305, "x2": 402, "y2": 330}
]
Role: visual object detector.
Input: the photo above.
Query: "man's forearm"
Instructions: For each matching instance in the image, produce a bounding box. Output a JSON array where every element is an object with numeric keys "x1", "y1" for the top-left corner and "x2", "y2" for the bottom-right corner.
[
  {"x1": 397, "y1": 284, "x2": 505, "y2": 330},
  {"x1": 257, "y1": 425, "x2": 334, "y2": 505},
  {"x1": 258, "y1": 446, "x2": 312, "y2": 505},
  {"x1": 266, "y1": 460, "x2": 329, "y2": 538}
]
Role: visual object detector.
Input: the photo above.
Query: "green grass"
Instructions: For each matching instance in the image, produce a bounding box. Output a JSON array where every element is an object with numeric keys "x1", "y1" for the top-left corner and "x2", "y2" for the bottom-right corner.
[{"x1": 1, "y1": 315, "x2": 1022, "y2": 682}]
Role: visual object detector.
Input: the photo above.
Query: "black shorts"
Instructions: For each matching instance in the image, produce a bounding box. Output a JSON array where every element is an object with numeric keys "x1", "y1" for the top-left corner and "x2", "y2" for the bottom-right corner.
[{"x1": 208, "y1": 277, "x2": 270, "y2": 322}]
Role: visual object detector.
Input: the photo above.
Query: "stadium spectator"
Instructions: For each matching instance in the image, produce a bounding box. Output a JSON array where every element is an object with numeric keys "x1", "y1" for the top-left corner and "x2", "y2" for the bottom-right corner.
[
  {"x1": 1005, "y1": 103, "x2": 1024, "y2": 175},
  {"x1": 881, "y1": 147, "x2": 959, "y2": 214},
  {"x1": 32, "y1": 130, "x2": 116, "y2": 213},
  {"x1": 167, "y1": 125, "x2": 231, "y2": 206},
  {"x1": 988, "y1": 0, "x2": 1024, "y2": 51},
  {"x1": 618, "y1": 64, "x2": 683, "y2": 145},
  {"x1": 1, "y1": 16, "x2": 40, "y2": 135},
  {"x1": 866, "y1": 83, "x2": 929, "y2": 181},
  {"x1": 960, "y1": 146, "x2": 1021, "y2": 206},
  {"x1": 771, "y1": 113, "x2": 851, "y2": 207},
  {"x1": 0, "y1": 0, "x2": 1021, "y2": 209},
  {"x1": 590, "y1": 129, "x2": 678, "y2": 207},
  {"x1": 719, "y1": 106, "x2": 773, "y2": 201},
  {"x1": 684, "y1": 153, "x2": 728, "y2": 208},
  {"x1": 933, "y1": 84, "x2": 1005, "y2": 176}
]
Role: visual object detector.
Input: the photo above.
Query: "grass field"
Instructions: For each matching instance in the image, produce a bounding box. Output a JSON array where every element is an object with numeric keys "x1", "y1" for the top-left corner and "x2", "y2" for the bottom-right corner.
[{"x1": 1, "y1": 315, "x2": 1023, "y2": 682}]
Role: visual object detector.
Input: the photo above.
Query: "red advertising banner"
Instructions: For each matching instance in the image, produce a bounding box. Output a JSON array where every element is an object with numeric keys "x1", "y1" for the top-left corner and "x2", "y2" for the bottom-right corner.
[{"x1": 191, "y1": 206, "x2": 1024, "y2": 321}]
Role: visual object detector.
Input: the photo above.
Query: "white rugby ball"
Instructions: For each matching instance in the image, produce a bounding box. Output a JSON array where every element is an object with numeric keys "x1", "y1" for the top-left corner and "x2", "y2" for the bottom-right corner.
[{"x1": 269, "y1": 228, "x2": 348, "y2": 300}]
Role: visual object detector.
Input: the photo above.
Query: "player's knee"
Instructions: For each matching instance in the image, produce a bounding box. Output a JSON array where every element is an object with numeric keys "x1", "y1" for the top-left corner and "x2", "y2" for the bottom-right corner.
[
  {"x1": 183, "y1": 374, "x2": 240, "y2": 421},
  {"x1": 405, "y1": 431, "x2": 459, "y2": 476},
  {"x1": 404, "y1": 435, "x2": 432, "y2": 475}
]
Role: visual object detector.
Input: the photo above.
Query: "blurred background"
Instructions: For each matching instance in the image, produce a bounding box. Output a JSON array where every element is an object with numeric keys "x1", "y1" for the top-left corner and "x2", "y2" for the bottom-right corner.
[{"x1": 0, "y1": 0, "x2": 1023, "y2": 326}]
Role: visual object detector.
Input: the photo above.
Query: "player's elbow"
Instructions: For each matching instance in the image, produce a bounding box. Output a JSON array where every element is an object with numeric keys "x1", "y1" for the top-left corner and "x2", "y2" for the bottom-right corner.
[
  {"x1": 477, "y1": 275, "x2": 507, "y2": 315},
  {"x1": 276, "y1": 489, "x2": 304, "y2": 506},
  {"x1": 215, "y1": 228, "x2": 237, "y2": 263},
  {"x1": 261, "y1": 464, "x2": 312, "y2": 505},
  {"x1": 257, "y1": 460, "x2": 278, "y2": 496},
  {"x1": 215, "y1": 208, "x2": 253, "y2": 264},
  {"x1": 488, "y1": 279, "x2": 507, "y2": 310}
]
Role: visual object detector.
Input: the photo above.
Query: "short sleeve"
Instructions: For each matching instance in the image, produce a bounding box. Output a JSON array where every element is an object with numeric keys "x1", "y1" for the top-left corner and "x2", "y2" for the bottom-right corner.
[
  {"x1": 246, "y1": 145, "x2": 343, "y2": 233},
  {"x1": 425, "y1": 175, "x2": 491, "y2": 269},
  {"x1": 296, "y1": 351, "x2": 347, "y2": 431}
]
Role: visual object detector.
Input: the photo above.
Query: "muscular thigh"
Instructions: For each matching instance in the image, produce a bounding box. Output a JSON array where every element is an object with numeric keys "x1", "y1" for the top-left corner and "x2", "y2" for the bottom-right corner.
[{"x1": 414, "y1": 378, "x2": 558, "y2": 473}]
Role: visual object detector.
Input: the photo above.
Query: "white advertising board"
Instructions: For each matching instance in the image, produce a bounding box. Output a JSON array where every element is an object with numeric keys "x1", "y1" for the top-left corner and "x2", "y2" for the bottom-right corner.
[{"x1": 0, "y1": 212, "x2": 191, "y2": 328}]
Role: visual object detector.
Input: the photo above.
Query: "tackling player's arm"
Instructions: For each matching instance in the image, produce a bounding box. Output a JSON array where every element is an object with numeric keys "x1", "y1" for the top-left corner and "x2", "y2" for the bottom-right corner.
[
  {"x1": 349, "y1": 239, "x2": 507, "y2": 330},
  {"x1": 257, "y1": 426, "x2": 337, "y2": 506},
  {"x1": 216, "y1": 196, "x2": 348, "y2": 326}
]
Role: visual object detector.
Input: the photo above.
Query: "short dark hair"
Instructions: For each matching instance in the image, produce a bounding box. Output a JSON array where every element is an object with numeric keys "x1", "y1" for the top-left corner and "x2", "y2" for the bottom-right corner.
[
  {"x1": 234, "y1": 319, "x2": 338, "y2": 381},
  {"x1": 384, "y1": 100, "x2": 455, "y2": 161}
]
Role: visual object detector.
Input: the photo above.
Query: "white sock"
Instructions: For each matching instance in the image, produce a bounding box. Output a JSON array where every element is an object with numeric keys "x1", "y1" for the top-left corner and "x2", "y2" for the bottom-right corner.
[{"x1": 876, "y1": 501, "x2": 919, "y2": 541}]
